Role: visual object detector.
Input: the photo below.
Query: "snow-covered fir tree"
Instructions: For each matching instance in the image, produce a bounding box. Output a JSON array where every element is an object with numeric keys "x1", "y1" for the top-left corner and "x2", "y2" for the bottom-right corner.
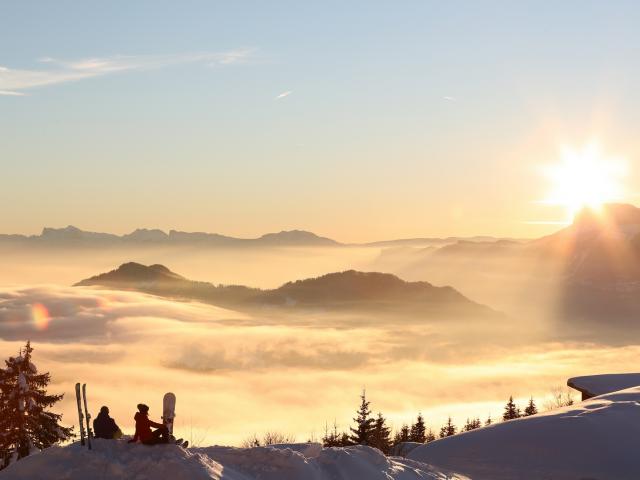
[
  {"x1": 439, "y1": 417, "x2": 456, "y2": 438},
  {"x1": 370, "y1": 413, "x2": 392, "y2": 454},
  {"x1": 0, "y1": 341, "x2": 72, "y2": 470},
  {"x1": 524, "y1": 397, "x2": 538, "y2": 416},
  {"x1": 349, "y1": 390, "x2": 375, "y2": 445},
  {"x1": 503, "y1": 396, "x2": 521, "y2": 421},
  {"x1": 409, "y1": 413, "x2": 426, "y2": 443}
]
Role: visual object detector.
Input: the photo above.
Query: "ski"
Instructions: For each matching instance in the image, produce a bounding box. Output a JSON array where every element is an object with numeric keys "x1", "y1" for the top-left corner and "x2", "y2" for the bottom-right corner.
[
  {"x1": 82, "y1": 383, "x2": 93, "y2": 450},
  {"x1": 162, "y1": 392, "x2": 176, "y2": 438},
  {"x1": 75, "y1": 383, "x2": 86, "y2": 446}
]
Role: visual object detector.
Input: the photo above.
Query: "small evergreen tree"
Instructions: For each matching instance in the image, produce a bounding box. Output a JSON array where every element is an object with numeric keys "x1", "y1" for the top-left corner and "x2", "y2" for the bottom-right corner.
[
  {"x1": 524, "y1": 397, "x2": 538, "y2": 416},
  {"x1": 439, "y1": 417, "x2": 456, "y2": 438},
  {"x1": 322, "y1": 421, "x2": 343, "y2": 447},
  {"x1": 409, "y1": 413, "x2": 427, "y2": 443},
  {"x1": 502, "y1": 396, "x2": 520, "y2": 421},
  {"x1": 349, "y1": 390, "x2": 375, "y2": 445},
  {"x1": 393, "y1": 424, "x2": 410, "y2": 446},
  {"x1": 463, "y1": 417, "x2": 482, "y2": 431},
  {"x1": 485, "y1": 414, "x2": 492, "y2": 426},
  {"x1": 0, "y1": 341, "x2": 72, "y2": 470},
  {"x1": 425, "y1": 428, "x2": 436, "y2": 442},
  {"x1": 370, "y1": 413, "x2": 392, "y2": 454}
]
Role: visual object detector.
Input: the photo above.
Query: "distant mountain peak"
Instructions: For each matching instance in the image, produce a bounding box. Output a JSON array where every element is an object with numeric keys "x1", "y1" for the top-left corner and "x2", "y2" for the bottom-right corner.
[
  {"x1": 257, "y1": 230, "x2": 339, "y2": 245},
  {"x1": 74, "y1": 262, "x2": 185, "y2": 286},
  {"x1": 573, "y1": 203, "x2": 640, "y2": 230}
]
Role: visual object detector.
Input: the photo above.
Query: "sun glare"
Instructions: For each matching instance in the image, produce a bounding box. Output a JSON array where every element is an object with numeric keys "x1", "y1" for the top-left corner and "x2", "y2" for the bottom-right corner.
[{"x1": 543, "y1": 143, "x2": 627, "y2": 220}]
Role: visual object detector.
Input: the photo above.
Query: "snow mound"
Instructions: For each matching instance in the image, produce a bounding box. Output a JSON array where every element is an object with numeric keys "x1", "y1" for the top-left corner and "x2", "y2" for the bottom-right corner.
[
  {"x1": 568, "y1": 372, "x2": 640, "y2": 398},
  {"x1": 409, "y1": 386, "x2": 640, "y2": 480},
  {"x1": 0, "y1": 439, "x2": 467, "y2": 480}
]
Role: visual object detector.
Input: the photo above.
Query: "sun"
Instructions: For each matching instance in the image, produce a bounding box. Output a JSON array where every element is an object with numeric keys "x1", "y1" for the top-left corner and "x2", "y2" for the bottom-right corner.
[{"x1": 543, "y1": 143, "x2": 627, "y2": 220}]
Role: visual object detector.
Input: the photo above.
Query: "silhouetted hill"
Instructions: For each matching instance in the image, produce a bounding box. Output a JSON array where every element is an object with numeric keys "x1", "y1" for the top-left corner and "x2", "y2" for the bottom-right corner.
[
  {"x1": 75, "y1": 263, "x2": 259, "y2": 307},
  {"x1": 75, "y1": 263, "x2": 493, "y2": 317},
  {"x1": 533, "y1": 203, "x2": 640, "y2": 283},
  {"x1": 529, "y1": 204, "x2": 640, "y2": 327},
  {"x1": 76, "y1": 262, "x2": 186, "y2": 285},
  {"x1": 257, "y1": 270, "x2": 471, "y2": 308}
]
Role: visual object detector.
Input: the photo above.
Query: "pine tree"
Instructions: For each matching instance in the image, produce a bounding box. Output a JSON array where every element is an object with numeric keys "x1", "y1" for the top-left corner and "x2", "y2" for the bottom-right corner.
[
  {"x1": 0, "y1": 341, "x2": 72, "y2": 469},
  {"x1": 349, "y1": 390, "x2": 375, "y2": 445},
  {"x1": 439, "y1": 417, "x2": 456, "y2": 438},
  {"x1": 392, "y1": 424, "x2": 410, "y2": 446},
  {"x1": 425, "y1": 429, "x2": 436, "y2": 442},
  {"x1": 524, "y1": 397, "x2": 538, "y2": 416},
  {"x1": 370, "y1": 413, "x2": 392, "y2": 454},
  {"x1": 463, "y1": 417, "x2": 482, "y2": 431},
  {"x1": 409, "y1": 413, "x2": 426, "y2": 443},
  {"x1": 322, "y1": 420, "x2": 343, "y2": 447},
  {"x1": 502, "y1": 396, "x2": 521, "y2": 421},
  {"x1": 485, "y1": 414, "x2": 492, "y2": 426}
]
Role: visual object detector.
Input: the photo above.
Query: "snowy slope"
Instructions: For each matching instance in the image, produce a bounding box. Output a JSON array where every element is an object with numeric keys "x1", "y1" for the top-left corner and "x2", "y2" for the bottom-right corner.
[
  {"x1": 409, "y1": 386, "x2": 640, "y2": 480},
  {"x1": 0, "y1": 440, "x2": 467, "y2": 480},
  {"x1": 568, "y1": 372, "x2": 640, "y2": 398}
]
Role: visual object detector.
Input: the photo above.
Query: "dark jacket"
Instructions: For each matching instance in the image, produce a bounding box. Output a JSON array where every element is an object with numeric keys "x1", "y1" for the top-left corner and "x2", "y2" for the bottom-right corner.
[
  {"x1": 93, "y1": 411, "x2": 120, "y2": 439},
  {"x1": 131, "y1": 412, "x2": 164, "y2": 443}
]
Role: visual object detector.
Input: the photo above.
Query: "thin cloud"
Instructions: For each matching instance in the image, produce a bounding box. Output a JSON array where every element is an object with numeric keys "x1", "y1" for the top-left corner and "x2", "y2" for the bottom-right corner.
[
  {"x1": 215, "y1": 47, "x2": 254, "y2": 65},
  {"x1": 443, "y1": 96, "x2": 456, "y2": 101},
  {"x1": 0, "y1": 49, "x2": 254, "y2": 95},
  {"x1": 0, "y1": 90, "x2": 25, "y2": 96},
  {"x1": 276, "y1": 90, "x2": 292, "y2": 99}
]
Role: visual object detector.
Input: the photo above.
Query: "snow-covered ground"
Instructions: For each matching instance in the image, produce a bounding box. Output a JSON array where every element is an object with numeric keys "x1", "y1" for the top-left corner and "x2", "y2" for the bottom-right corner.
[
  {"x1": 4, "y1": 374, "x2": 640, "y2": 479},
  {"x1": 0, "y1": 440, "x2": 466, "y2": 480},
  {"x1": 568, "y1": 372, "x2": 640, "y2": 398},
  {"x1": 409, "y1": 385, "x2": 640, "y2": 480}
]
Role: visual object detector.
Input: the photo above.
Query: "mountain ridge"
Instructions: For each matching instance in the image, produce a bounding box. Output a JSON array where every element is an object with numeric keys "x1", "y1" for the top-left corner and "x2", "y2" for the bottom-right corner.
[{"x1": 75, "y1": 262, "x2": 495, "y2": 317}]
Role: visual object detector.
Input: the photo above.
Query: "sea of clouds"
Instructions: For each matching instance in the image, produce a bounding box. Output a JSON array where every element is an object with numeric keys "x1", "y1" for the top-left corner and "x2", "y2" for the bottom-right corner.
[{"x1": 1, "y1": 285, "x2": 639, "y2": 445}]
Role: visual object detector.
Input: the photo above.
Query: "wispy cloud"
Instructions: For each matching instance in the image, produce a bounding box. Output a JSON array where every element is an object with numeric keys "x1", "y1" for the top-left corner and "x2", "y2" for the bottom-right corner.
[
  {"x1": 0, "y1": 90, "x2": 25, "y2": 96},
  {"x1": 276, "y1": 90, "x2": 292, "y2": 99},
  {"x1": 215, "y1": 47, "x2": 254, "y2": 65},
  {"x1": 443, "y1": 96, "x2": 456, "y2": 101},
  {"x1": 0, "y1": 49, "x2": 254, "y2": 96}
]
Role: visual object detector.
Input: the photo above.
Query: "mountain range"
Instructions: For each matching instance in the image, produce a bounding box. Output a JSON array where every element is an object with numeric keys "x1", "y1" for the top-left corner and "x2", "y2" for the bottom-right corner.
[
  {"x1": 0, "y1": 225, "x2": 513, "y2": 248},
  {"x1": 0, "y1": 226, "x2": 340, "y2": 247},
  {"x1": 75, "y1": 262, "x2": 494, "y2": 317}
]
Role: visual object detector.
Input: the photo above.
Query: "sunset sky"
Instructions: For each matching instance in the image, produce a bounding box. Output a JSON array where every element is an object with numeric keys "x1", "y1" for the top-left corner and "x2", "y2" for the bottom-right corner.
[{"x1": 3, "y1": 1, "x2": 640, "y2": 242}]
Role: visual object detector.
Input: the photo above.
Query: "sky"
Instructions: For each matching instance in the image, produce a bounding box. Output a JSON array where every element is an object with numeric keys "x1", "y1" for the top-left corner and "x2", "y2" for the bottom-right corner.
[{"x1": 3, "y1": 1, "x2": 640, "y2": 242}]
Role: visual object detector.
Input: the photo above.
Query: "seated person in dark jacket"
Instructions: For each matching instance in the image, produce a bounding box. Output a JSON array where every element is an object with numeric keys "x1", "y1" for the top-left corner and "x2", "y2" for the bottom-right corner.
[{"x1": 93, "y1": 406, "x2": 122, "y2": 439}]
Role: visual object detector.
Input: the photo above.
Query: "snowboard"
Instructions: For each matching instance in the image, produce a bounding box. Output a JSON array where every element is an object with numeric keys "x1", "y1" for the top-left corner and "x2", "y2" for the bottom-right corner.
[
  {"x1": 162, "y1": 392, "x2": 176, "y2": 437},
  {"x1": 74, "y1": 383, "x2": 86, "y2": 446}
]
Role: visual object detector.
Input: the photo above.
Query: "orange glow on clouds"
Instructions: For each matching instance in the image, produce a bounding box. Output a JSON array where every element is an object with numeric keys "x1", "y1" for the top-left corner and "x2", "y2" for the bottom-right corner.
[{"x1": 32, "y1": 303, "x2": 51, "y2": 331}]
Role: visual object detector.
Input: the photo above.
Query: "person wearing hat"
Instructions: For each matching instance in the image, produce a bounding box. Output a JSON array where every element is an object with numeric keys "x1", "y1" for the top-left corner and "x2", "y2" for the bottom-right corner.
[
  {"x1": 128, "y1": 403, "x2": 170, "y2": 445},
  {"x1": 93, "y1": 406, "x2": 122, "y2": 440}
]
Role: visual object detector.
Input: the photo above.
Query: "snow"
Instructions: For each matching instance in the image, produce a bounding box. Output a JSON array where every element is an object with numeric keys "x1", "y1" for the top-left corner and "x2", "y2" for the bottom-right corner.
[
  {"x1": 0, "y1": 440, "x2": 467, "y2": 480},
  {"x1": 567, "y1": 372, "x2": 640, "y2": 398},
  {"x1": 409, "y1": 385, "x2": 640, "y2": 480}
]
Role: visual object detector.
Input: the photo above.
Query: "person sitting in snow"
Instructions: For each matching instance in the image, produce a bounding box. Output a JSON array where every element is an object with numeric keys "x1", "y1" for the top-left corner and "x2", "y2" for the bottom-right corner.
[
  {"x1": 127, "y1": 403, "x2": 169, "y2": 445},
  {"x1": 93, "y1": 406, "x2": 123, "y2": 439}
]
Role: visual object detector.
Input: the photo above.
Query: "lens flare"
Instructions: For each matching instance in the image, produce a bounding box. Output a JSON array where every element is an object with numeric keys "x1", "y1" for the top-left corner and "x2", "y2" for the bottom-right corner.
[{"x1": 32, "y1": 303, "x2": 51, "y2": 331}]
